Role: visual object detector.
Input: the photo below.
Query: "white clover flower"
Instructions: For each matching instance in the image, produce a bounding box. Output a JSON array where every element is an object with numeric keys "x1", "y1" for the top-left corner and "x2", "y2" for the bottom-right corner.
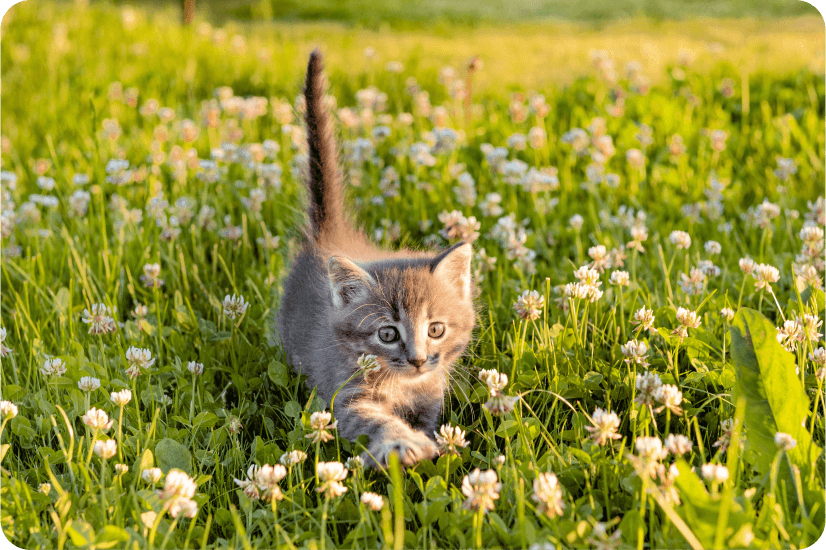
[
  {"x1": 280, "y1": 450, "x2": 308, "y2": 466},
  {"x1": 720, "y1": 307, "x2": 735, "y2": 322},
  {"x1": 672, "y1": 307, "x2": 701, "y2": 338},
  {"x1": 356, "y1": 354, "x2": 380, "y2": 378},
  {"x1": 609, "y1": 270, "x2": 630, "y2": 287},
  {"x1": 586, "y1": 408, "x2": 621, "y2": 446},
  {"x1": 39, "y1": 483, "x2": 51, "y2": 494},
  {"x1": 361, "y1": 492, "x2": 384, "y2": 511},
  {"x1": 462, "y1": 468, "x2": 501, "y2": 513},
  {"x1": 316, "y1": 462, "x2": 348, "y2": 498},
  {"x1": 635, "y1": 372, "x2": 662, "y2": 406},
  {"x1": 255, "y1": 464, "x2": 287, "y2": 502},
  {"x1": 588, "y1": 245, "x2": 610, "y2": 272},
  {"x1": 0, "y1": 401, "x2": 18, "y2": 420},
  {"x1": 142, "y1": 468, "x2": 163, "y2": 485},
  {"x1": 479, "y1": 369, "x2": 508, "y2": 396},
  {"x1": 627, "y1": 225, "x2": 648, "y2": 252},
  {"x1": 125, "y1": 347, "x2": 155, "y2": 379},
  {"x1": 514, "y1": 290, "x2": 545, "y2": 321},
  {"x1": 704, "y1": 241, "x2": 722, "y2": 255},
  {"x1": 81, "y1": 304, "x2": 117, "y2": 335},
  {"x1": 664, "y1": 434, "x2": 693, "y2": 455},
  {"x1": 739, "y1": 257, "x2": 756, "y2": 274},
  {"x1": 701, "y1": 463, "x2": 729, "y2": 483},
  {"x1": 306, "y1": 411, "x2": 338, "y2": 443},
  {"x1": 777, "y1": 319, "x2": 804, "y2": 352},
  {"x1": 531, "y1": 472, "x2": 564, "y2": 518},
  {"x1": 435, "y1": 424, "x2": 469, "y2": 456},
  {"x1": 0, "y1": 327, "x2": 10, "y2": 357},
  {"x1": 621, "y1": 340, "x2": 649, "y2": 367},
  {"x1": 345, "y1": 456, "x2": 363, "y2": 470},
  {"x1": 78, "y1": 376, "x2": 101, "y2": 392},
  {"x1": 140, "y1": 263, "x2": 164, "y2": 288},
  {"x1": 678, "y1": 268, "x2": 706, "y2": 296},
  {"x1": 809, "y1": 347, "x2": 826, "y2": 365},
  {"x1": 669, "y1": 230, "x2": 691, "y2": 249},
  {"x1": 40, "y1": 358, "x2": 67, "y2": 377},
  {"x1": 654, "y1": 384, "x2": 683, "y2": 415},
  {"x1": 223, "y1": 294, "x2": 249, "y2": 319},
  {"x1": 187, "y1": 361, "x2": 204, "y2": 376},
  {"x1": 564, "y1": 282, "x2": 591, "y2": 300},
  {"x1": 94, "y1": 439, "x2": 117, "y2": 460},
  {"x1": 636, "y1": 436, "x2": 668, "y2": 462},
  {"x1": 632, "y1": 307, "x2": 656, "y2": 333},
  {"x1": 169, "y1": 497, "x2": 198, "y2": 519},
  {"x1": 159, "y1": 469, "x2": 197, "y2": 501},
  {"x1": 713, "y1": 419, "x2": 739, "y2": 452},
  {"x1": 131, "y1": 304, "x2": 148, "y2": 319},
  {"x1": 801, "y1": 314, "x2": 823, "y2": 341},
  {"x1": 81, "y1": 408, "x2": 113, "y2": 431},
  {"x1": 573, "y1": 265, "x2": 600, "y2": 286},
  {"x1": 753, "y1": 264, "x2": 780, "y2": 291},
  {"x1": 774, "y1": 432, "x2": 797, "y2": 451},
  {"x1": 226, "y1": 415, "x2": 242, "y2": 434},
  {"x1": 110, "y1": 389, "x2": 132, "y2": 406},
  {"x1": 569, "y1": 214, "x2": 584, "y2": 231}
]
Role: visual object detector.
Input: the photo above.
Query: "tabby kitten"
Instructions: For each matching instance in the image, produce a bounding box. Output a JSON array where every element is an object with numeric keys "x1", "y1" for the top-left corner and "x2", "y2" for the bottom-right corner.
[{"x1": 275, "y1": 50, "x2": 475, "y2": 466}]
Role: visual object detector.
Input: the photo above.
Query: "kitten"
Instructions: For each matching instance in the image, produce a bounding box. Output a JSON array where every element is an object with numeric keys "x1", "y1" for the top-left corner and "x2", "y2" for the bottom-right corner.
[{"x1": 275, "y1": 50, "x2": 475, "y2": 467}]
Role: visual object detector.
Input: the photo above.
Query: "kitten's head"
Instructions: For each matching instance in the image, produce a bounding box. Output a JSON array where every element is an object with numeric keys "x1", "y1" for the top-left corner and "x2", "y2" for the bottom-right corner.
[{"x1": 327, "y1": 243, "x2": 475, "y2": 382}]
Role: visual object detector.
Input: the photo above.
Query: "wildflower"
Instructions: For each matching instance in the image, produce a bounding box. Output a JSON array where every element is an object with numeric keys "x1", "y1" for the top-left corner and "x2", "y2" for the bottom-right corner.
[
  {"x1": 345, "y1": 456, "x2": 363, "y2": 470},
  {"x1": 247, "y1": 464, "x2": 288, "y2": 502},
  {"x1": 609, "y1": 271, "x2": 630, "y2": 287},
  {"x1": 569, "y1": 214, "x2": 584, "y2": 231},
  {"x1": 435, "y1": 424, "x2": 469, "y2": 456},
  {"x1": 82, "y1": 304, "x2": 117, "y2": 335},
  {"x1": 316, "y1": 462, "x2": 348, "y2": 498},
  {"x1": 306, "y1": 411, "x2": 338, "y2": 443},
  {"x1": 356, "y1": 354, "x2": 380, "y2": 378},
  {"x1": 632, "y1": 307, "x2": 656, "y2": 333},
  {"x1": 532, "y1": 472, "x2": 564, "y2": 518},
  {"x1": 78, "y1": 376, "x2": 101, "y2": 392},
  {"x1": 701, "y1": 463, "x2": 729, "y2": 484},
  {"x1": 227, "y1": 415, "x2": 242, "y2": 435},
  {"x1": 484, "y1": 394, "x2": 518, "y2": 415},
  {"x1": 0, "y1": 401, "x2": 18, "y2": 419},
  {"x1": 635, "y1": 372, "x2": 662, "y2": 406},
  {"x1": 0, "y1": 327, "x2": 10, "y2": 357},
  {"x1": 809, "y1": 347, "x2": 826, "y2": 365},
  {"x1": 223, "y1": 294, "x2": 249, "y2": 319},
  {"x1": 131, "y1": 304, "x2": 148, "y2": 319},
  {"x1": 586, "y1": 408, "x2": 622, "y2": 445},
  {"x1": 110, "y1": 389, "x2": 132, "y2": 406},
  {"x1": 573, "y1": 265, "x2": 600, "y2": 286},
  {"x1": 40, "y1": 358, "x2": 67, "y2": 377},
  {"x1": 621, "y1": 340, "x2": 649, "y2": 367},
  {"x1": 704, "y1": 241, "x2": 722, "y2": 255},
  {"x1": 588, "y1": 245, "x2": 610, "y2": 272},
  {"x1": 159, "y1": 469, "x2": 198, "y2": 518},
  {"x1": 187, "y1": 361, "x2": 204, "y2": 375},
  {"x1": 713, "y1": 419, "x2": 735, "y2": 452},
  {"x1": 720, "y1": 307, "x2": 735, "y2": 322},
  {"x1": 494, "y1": 455, "x2": 506, "y2": 466},
  {"x1": 115, "y1": 464, "x2": 129, "y2": 475},
  {"x1": 514, "y1": 290, "x2": 545, "y2": 321},
  {"x1": 140, "y1": 263, "x2": 164, "y2": 288},
  {"x1": 672, "y1": 307, "x2": 701, "y2": 338},
  {"x1": 125, "y1": 347, "x2": 155, "y2": 378},
  {"x1": 669, "y1": 230, "x2": 691, "y2": 249},
  {"x1": 665, "y1": 434, "x2": 693, "y2": 455},
  {"x1": 81, "y1": 408, "x2": 113, "y2": 431},
  {"x1": 801, "y1": 314, "x2": 823, "y2": 341},
  {"x1": 654, "y1": 384, "x2": 683, "y2": 415},
  {"x1": 462, "y1": 468, "x2": 501, "y2": 513},
  {"x1": 678, "y1": 268, "x2": 706, "y2": 296},
  {"x1": 627, "y1": 225, "x2": 648, "y2": 252},
  {"x1": 753, "y1": 264, "x2": 780, "y2": 291},
  {"x1": 39, "y1": 483, "x2": 51, "y2": 494},
  {"x1": 94, "y1": 439, "x2": 117, "y2": 459},
  {"x1": 777, "y1": 319, "x2": 804, "y2": 352},
  {"x1": 739, "y1": 257, "x2": 756, "y2": 274},
  {"x1": 774, "y1": 432, "x2": 797, "y2": 451},
  {"x1": 361, "y1": 492, "x2": 384, "y2": 511},
  {"x1": 142, "y1": 468, "x2": 163, "y2": 484},
  {"x1": 587, "y1": 523, "x2": 622, "y2": 550},
  {"x1": 280, "y1": 450, "x2": 308, "y2": 466},
  {"x1": 478, "y1": 369, "x2": 508, "y2": 396}
]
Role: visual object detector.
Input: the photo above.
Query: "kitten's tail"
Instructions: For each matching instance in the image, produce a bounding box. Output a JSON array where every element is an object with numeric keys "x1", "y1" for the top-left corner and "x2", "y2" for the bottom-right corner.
[{"x1": 304, "y1": 49, "x2": 345, "y2": 241}]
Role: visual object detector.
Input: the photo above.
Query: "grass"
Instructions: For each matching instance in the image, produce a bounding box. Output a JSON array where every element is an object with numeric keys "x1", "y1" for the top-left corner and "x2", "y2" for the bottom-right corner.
[{"x1": 1, "y1": 2, "x2": 824, "y2": 549}]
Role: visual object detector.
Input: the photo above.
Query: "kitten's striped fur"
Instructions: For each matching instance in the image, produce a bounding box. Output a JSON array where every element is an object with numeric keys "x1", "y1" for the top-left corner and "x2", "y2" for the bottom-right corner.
[{"x1": 275, "y1": 50, "x2": 475, "y2": 466}]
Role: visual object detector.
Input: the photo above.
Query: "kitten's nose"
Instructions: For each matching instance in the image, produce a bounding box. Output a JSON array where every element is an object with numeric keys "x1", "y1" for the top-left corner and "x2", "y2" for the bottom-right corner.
[{"x1": 408, "y1": 357, "x2": 426, "y2": 369}]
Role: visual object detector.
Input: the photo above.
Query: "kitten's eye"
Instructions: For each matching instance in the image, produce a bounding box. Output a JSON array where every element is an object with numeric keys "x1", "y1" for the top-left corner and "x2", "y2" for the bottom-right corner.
[
  {"x1": 378, "y1": 326, "x2": 399, "y2": 343},
  {"x1": 428, "y1": 322, "x2": 445, "y2": 339}
]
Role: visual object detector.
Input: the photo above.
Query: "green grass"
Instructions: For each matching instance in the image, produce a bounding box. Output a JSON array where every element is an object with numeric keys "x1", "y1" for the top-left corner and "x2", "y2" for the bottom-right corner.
[{"x1": 1, "y1": 2, "x2": 824, "y2": 549}]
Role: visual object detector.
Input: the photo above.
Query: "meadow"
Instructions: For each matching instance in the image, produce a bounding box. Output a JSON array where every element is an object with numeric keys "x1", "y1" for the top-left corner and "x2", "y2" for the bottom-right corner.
[{"x1": 1, "y1": 2, "x2": 825, "y2": 549}]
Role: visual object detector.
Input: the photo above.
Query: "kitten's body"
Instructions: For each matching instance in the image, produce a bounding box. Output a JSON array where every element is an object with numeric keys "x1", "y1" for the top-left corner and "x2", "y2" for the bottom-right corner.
[{"x1": 276, "y1": 51, "x2": 475, "y2": 466}]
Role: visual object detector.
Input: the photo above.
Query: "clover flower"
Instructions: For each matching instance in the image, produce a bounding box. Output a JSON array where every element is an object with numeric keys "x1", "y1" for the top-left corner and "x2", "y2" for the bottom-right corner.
[
  {"x1": 142, "y1": 468, "x2": 163, "y2": 485},
  {"x1": 774, "y1": 432, "x2": 797, "y2": 451},
  {"x1": 227, "y1": 415, "x2": 242, "y2": 435},
  {"x1": 187, "y1": 361, "x2": 204, "y2": 375},
  {"x1": 801, "y1": 314, "x2": 823, "y2": 341},
  {"x1": 678, "y1": 268, "x2": 706, "y2": 296},
  {"x1": 39, "y1": 483, "x2": 51, "y2": 494},
  {"x1": 627, "y1": 225, "x2": 648, "y2": 253},
  {"x1": 809, "y1": 347, "x2": 826, "y2": 365},
  {"x1": 634, "y1": 372, "x2": 662, "y2": 406},
  {"x1": 41, "y1": 358, "x2": 67, "y2": 377},
  {"x1": 586, "y1": 408, "x2": 621, "y2": 446},
  {"x1": 701, "y1": 463, "x2": 729, "y2": 484},
  {"x1": 632, "y1": 307, "x2": 656, "y2": 333},
  {"x1": 222, "y1": 294, "x2": 249, "y2": 319},
  {"x1": 720, "y1": 307, "x2": 735, "y2": 322},
  {"x1": 356, "y1": 353, "x2": 380, "y2": 378},
  {"x1": 713, "y1": 419, "x2": 737, "y2": 452},
  {"x1": 588, "y1": 245, "x2": 610, "y2": 272},
  {"x1": 669, "y1": 230, "x2": 691, "y2": 249},
  {"x1": 587, "y1": 523, "x2": 622, "y2": 550},
  {"x1": 78, "y1": 376, "x2": 101, "y2": 392},
  {"x1": 621, "y1": 340, "x2": 649, "y2": 367},
  {"x1": 462, "y1": 468, "x2": 500, "y2": 513},
  {"x1": 306, "y1": 411, "x2": 338, "y2": 443},
  {"x1": 81, "y1": 408, "x2": 113, "y2": 431},
  {"x1": 125, "y1": 347, "x2": 155, "y2": 378},
  {"x1": 94, "y1": 439, "x2": 117, "y2": 459},
  {"x1": 159, "y1": 469, "x2": 199, "y2": 519},
  {"x1": 777, "y1": 319, "x2": 804, "y2": 352},
  {"x1": 110, "y1": 389, "x2": 132, "y2": 406},
  {"x1": 753, "y1": 264, "x2": 780, "y2": 291},
  {"x1": 140, "y1": 263, "x2": 164, "y2": 288},
  {"x1": 280, "y1": 450, "x2": 307, "y2": 466},
  {"x1": 0, "y1": 401, "x2": 18, "y2": 420},
  {"x1": 704, "y1": 241, "x2": 722, "y2": 255},
  {"x1": 82, "y1": 304, "x2": 117, "y2": 335},
  {"x1": 435, "y1": 424, "x2": 469, "y2": 456},
  {"x1": 672, "y1": 307, "x2": 701, "y2": 338},
  {"x1": 316, "y1": 462, "x2": 348, "y2": 498},
  {"x1": 664, "y1": 434, "x2": 693, "y2": 455},
  {"x1": 739, "y1": 257, "x2": 756, "y2": 275},
  {"x1": 361, "y1": 492, "x2": 384, "y2": 511},
  {"x1": 532, "y1": 472, "x2": 564, "y2": 518},
  {"x1": 115, "y1": 464, "x2": 129, "y2": 475},
  {"x1": 0, "y1": 327, "x2": 10, "y2": 357},
  {"x1": 609, "y1": 270, "x2": 630, "y2": 287},
  {"x1": 569, "y1": 214, "x2": 584, "y2": 231},
  {"x1": 654, "y1": 384, "x2": 683, "y2": 415},
  {"x1": 514, "y1": 290, "x2": 544, "y2": 321}
]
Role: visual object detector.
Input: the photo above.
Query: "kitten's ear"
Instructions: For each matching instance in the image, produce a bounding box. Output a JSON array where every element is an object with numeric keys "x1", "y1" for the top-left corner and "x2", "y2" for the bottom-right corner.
[
  {"x1": 327, "y1": 256, "x2": 375, "y2": 308},
  {"x1": 431, "y1": 242, "x2": 472, "y2": 300}
]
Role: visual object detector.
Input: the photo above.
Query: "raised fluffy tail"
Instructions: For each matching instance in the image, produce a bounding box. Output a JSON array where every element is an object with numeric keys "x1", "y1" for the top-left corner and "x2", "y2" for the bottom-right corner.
[{"x1": 304, "y1": 49, "x2": 345, "y2": 240}]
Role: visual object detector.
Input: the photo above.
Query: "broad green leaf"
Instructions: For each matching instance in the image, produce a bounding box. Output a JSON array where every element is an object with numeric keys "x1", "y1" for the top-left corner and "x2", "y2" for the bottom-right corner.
[{"x1": 154, "y1": 438, "x2": 193, "y2": 475}]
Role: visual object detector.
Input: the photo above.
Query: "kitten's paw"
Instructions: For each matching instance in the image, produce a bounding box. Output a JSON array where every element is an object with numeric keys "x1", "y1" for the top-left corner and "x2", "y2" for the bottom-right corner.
[{"x1": 364, "y1": 432, "x2": 437, "y2": 467}]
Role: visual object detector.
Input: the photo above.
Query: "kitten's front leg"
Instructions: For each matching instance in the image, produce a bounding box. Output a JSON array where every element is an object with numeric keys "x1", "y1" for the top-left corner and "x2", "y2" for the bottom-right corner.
[{"x1": 342, "y1": 401, "x2": 437, "y2": 467}]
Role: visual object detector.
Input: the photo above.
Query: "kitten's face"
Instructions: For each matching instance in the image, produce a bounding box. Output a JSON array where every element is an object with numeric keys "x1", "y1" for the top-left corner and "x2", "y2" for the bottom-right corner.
[{"x1": 328, "y1": 243, "x2": 475, "y2": 382}]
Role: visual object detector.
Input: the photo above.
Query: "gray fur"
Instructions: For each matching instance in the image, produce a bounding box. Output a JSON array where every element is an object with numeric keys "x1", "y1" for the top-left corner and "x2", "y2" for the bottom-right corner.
[{"x1": 275, "y1": 50, "x2": 476, "y2": 466}]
